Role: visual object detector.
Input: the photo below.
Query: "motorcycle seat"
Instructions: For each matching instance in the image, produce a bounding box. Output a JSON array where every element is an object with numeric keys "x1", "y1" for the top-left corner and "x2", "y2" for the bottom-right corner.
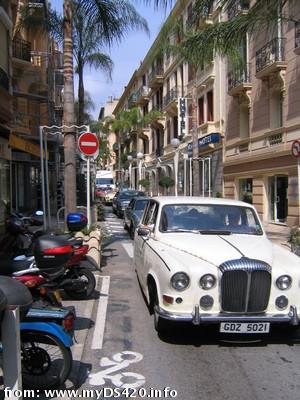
[
  {"x1": 0, "y1": 276, "x2": 32, "y2": 309},
  {"x1": 0, "y1": 259, "x2": 34, "y2": 276}
]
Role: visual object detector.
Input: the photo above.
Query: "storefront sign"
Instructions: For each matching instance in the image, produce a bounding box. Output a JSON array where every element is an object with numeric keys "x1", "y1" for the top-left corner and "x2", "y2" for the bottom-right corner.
[
  {"x1": 187, "y1": 132, "x2": 221, "y2": 157},
  {"x1": 9, "y1": 133, "x2": 48, "y2": 159}
]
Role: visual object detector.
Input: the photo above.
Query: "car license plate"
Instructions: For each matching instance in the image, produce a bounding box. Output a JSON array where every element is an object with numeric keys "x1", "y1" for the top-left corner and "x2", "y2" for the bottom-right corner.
[{"x1": 220, "y1": 322, "x2": 270, "y2": 333}]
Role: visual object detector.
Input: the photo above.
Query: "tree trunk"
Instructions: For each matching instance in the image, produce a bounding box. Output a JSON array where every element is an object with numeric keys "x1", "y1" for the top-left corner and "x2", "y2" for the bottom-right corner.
[
  {"x1": 63, "y1": 0, "x2": 76, "y2": 215},
  {"x1": 77, "y1": 62, "x2": 85, "y2": 125},
  {"x1": 192, "y1": 83, "x2": 200, "y2": 196}
]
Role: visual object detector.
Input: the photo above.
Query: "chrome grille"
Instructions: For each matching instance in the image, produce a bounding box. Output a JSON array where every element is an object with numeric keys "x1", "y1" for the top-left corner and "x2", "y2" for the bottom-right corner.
[{"x1": 220, "y1": 257, "x2": 271, "y2": 313}]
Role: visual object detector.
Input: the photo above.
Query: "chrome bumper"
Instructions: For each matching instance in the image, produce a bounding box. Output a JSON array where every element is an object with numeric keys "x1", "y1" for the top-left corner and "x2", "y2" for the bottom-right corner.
[{"x1": 155, "y1": 305, "x2": 300, "y2": 326}]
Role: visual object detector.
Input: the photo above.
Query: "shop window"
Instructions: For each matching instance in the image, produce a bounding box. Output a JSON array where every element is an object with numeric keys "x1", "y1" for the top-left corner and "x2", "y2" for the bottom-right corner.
[
  {"x1": 207, "y1": 90, "x2": 214, "y2": 121},
  {"x1": 198, "y1": 97, "x2": 204, "y2": 125},
  {"x1": 239, "y1": 178, "x2": 253, "y2": 204}
]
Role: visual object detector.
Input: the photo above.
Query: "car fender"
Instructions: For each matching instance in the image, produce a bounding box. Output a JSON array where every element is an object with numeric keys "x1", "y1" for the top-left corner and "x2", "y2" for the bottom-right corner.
[{"x1": 20, "y1": 322, "x2": 73, "y2": 347}]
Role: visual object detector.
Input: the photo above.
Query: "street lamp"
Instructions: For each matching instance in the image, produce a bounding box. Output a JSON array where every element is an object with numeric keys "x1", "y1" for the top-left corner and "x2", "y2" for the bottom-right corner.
[
  {"x1": 137, "y1": 152, "x2": 144, "y2": 191},
  {"x1": 127, "y1": 155, "x2": 133, "y2": 189},
  {"x1": 171, "y1": 138, "x2": 180, "y2": 197}
]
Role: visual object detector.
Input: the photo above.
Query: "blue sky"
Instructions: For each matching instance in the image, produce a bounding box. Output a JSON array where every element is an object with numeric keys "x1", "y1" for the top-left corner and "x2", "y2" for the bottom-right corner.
[{"x1": 50, "y1": 0, "x2": 170, "y2": 119}]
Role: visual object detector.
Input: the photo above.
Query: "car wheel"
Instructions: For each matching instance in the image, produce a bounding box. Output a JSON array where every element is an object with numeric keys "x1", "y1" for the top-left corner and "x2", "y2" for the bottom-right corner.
[
  {"x1": 148, "y1": 281, "x2": 170, "y2": 334},
  {"x1": 154, "y1": 310, "x2": 169, "y2": 335}
]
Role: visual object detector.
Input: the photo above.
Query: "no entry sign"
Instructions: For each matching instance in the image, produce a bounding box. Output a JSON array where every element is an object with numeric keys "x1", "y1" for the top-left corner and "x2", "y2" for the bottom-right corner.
[
  {"x1": 78, "y1": 132, "x2": 99, "y2": 156},
  {"x1": 291, "y1": 140, "x2": 300, "y2": 158}
]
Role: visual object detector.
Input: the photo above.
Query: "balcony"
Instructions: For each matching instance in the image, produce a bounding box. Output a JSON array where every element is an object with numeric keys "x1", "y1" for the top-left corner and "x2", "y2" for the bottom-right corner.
[
  {"x1": 163, "y1": 87, "x2": 178, "y2": 114},
  {"x1": 227, "y1": 63, "x2": 252, "y2": 96},
  {"x1": 294, "y1": 22, "x2": 300, "y2": 55},
  {"x1": 0, "y1": 67, "x2": 9, "y2": 91},
  {"x1": 148, "y1": 66, "x2": 164, "y2": 89},
  {"x1": 136, "y1": 85, "x2": 150, "y2": 104},
  {"x1": 255, "y1": 37, "x2": 287, "y2": 79},
  {"x1": 227, "y1": 0, "x2": 249, "y2": 20},
  {"x1": 12, "y1": 38, "x2": 31, "y2": 63},
  {"x1": 128, "y1": 92, "x2": 137, "y2": 108}
]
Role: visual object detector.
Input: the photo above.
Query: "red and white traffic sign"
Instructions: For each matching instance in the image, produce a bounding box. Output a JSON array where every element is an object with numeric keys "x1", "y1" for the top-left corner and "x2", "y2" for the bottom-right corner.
[
  {"x1": 291, "y1": 140, "x2": 300, "y2": 158},
  {"x1": 78, "y1": 132, "x2": 99, "y2": 156}
]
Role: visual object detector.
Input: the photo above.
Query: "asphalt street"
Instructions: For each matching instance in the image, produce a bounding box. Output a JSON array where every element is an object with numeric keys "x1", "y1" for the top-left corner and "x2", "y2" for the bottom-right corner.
[{"x1": 67, "y1": 207, "x2": 300, "y2": 400}]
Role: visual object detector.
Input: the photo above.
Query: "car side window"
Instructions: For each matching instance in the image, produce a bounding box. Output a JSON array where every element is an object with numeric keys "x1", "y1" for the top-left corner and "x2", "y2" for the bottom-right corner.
[
  {"x1": 143, "y1": 201, "x2": 158, "y2": 226},
  {"x1": 128, "y1": 199, "x2": 135, "y2": 209}
]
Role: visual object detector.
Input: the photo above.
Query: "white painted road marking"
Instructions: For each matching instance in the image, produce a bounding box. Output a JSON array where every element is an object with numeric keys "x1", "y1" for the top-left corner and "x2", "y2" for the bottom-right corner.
[
  {"x1": 91, "y1": 276, "x2": 110, "y2": 350},
  {"x1": 81, "y1": 141, "x2": 97, "y2": 147},
  {"x1": 122, "y1": 243, "x2": 134, "y2": 258},
  {"x1": 89, "y1": 351, "x2": 145, "y2": 389}
]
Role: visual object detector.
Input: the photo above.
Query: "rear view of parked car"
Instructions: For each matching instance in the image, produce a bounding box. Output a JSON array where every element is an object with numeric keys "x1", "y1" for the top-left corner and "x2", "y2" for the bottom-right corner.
[
  {"x1": 124, "y1": 197, "x2": 150, "y2": 239},
  {"x1": 115, "y1": 190, "x2": 146, "y2": 218}
]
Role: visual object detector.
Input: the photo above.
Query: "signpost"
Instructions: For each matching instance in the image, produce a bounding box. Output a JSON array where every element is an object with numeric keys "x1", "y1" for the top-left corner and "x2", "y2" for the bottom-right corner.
[
  {"x1": 291, "y1": 140, "x2": 300, "y2": 225},
  {"x1": 78, "y1": 132, "x2": 99, "y2": 228}
]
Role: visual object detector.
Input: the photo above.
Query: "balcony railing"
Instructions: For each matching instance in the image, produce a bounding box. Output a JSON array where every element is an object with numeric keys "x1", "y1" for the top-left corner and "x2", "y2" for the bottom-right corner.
[
  {"x1": 227, "y1": 0, "x2": 249, "y2": 20},
  {"x1": 136, "y1": 85, "x2": 150, "y2": 101},
  {"x1": 227, "y1": 63, "x2": 251, "y2": 92},
  {"x1": 163, "y1": 87, "x2": 178, "y2": 108},
  {"x1": 13, "y1": 38, "x2": 31, "y2": 62},
  {"x1": 148, "y1": 66, "x2": 164, "y2": 83},
  {"x1": 0, "y1": 67, "x2": 9, "y2": 91},
  {"x1": 256, "y1": 37, "x2": 286, "y2": 73},
  {"x1": 295, "y1": 21, "x2": 300, "y2": 49}
]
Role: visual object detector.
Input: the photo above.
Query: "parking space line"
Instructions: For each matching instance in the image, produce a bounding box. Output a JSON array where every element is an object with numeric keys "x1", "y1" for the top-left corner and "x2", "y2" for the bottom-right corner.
[
  {"x1": 91, "y1": 276, "x2": 110, "y2": 350},
  {"x1": 122, "y1": 243, "x2": 134, "y2": 258}
]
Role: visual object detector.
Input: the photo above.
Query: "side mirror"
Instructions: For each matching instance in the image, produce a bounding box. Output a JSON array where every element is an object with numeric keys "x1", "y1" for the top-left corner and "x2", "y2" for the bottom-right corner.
[
  {"x1": 137, "y1": 227, "x2": 151, "y2": 238},
  {"x1": 35, "y1": 210, "x2": 44, "y2": 216}
]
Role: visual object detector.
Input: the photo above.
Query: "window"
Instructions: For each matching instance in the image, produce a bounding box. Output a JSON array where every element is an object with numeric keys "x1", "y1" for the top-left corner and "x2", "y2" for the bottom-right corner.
[
  {"x1": 198, "y1": 97, "x2": 204, "y2": 125},
  {"x1": 188, "y1": 103, "x2": 193, "y2": 132},
  {"x1": 270, "y1": 89, "x2": 283, "y2": 129},
  {"x1": 173, "y1": 116, "x2": 178, "y2": 138},
  {"x1": 166, "y1": 119, "x2": 171, "y2": 144},
  {"x1": 188, "y1": 63, "x2": 195, "y2": 82},
  {"x1": 240, "y1": 103, "x2": 250, "y2": 139},
  {"x1": 207, "y1": 90, "x2": 214, "y2": 121},
  {"x1": 143, "y1": 201, "x2": 158, "y2": 226},
  {"x1": 142, "y1": 74, "x2": 146, "y2": 86}
]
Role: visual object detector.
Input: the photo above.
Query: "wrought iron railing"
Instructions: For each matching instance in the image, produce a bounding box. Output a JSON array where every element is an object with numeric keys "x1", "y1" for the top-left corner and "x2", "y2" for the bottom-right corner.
[
  {"x1": 227, "y1": 63, "x2": 251, "y2": 91},
  {"x1": 163, "y1": 87, "x2": 178, "y2": 107},
  {"x1": 256, "y1": 37, "x2": 286, "y2": 73},
  {"x1": 148, "y1": 66, "x2": 164, "y2": 83},
  {"x1": 0, "y1": 67, "x2": 9, "y2": 91},
  {"x1": 227, "y1": 0, "x2": 250, "y2": 20},
  {"x1": 13, "y1": 38, "x2": 31, "y2": 62},
  {"x1": 136, "y1": 85, "x2": 150, "y2": 99},
  {"x1": 128, "y1": 92, "x2": 137, "y2": 107},
  {"x1": 295, "y1": 21, "x2": 300, "y2": 49},
  {"x1": 152, "y1": 104, "x2": 163, "y2": 112}
]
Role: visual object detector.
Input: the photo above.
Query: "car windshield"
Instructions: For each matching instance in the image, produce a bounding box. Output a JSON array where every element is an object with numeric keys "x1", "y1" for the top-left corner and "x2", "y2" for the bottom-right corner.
[
  {"x1": 96, "y1": 178, "x2": 113, "y2": 185},
  {"x1": 159, "y1": 204, "x2": 263, "y2": 235},
  {"x1": 119, "y1": 191, "x2": 144, "y2": 199}
]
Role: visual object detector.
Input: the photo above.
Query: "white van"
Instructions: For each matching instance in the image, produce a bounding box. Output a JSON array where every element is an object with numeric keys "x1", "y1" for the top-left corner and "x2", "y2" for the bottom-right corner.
[{"x1": 95, "y1": 170, "x2": 115, "y2": 191}]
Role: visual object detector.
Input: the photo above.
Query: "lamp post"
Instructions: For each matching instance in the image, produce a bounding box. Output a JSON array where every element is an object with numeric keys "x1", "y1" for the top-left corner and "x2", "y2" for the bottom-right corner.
[
  {"x1": 127, "y1": 155, "x2": 133, "y2": 189},
  {"x1": 171, "y1": 138, "x2": 180, "y2": 197},
  {"x1": 137, "y1": 152, "x2": 144, "y2": 191}
]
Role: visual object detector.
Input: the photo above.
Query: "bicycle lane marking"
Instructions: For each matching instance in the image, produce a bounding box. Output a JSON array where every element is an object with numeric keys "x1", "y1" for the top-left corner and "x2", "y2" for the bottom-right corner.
[{"x1": 91, "y1": 275, "x2": 110, "y2": 350}]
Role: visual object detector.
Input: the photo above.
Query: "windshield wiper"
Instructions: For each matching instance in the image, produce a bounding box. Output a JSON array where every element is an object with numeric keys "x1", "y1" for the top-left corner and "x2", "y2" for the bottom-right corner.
[{"x1": 199, "y1": 230, "x2": 232, "y2": 235}]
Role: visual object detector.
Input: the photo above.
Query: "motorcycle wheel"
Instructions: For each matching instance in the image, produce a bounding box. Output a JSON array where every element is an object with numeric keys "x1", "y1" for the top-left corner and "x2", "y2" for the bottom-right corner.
[
  {"x1": 21, "y1": 331, "x2": 72, "y2": 390},
  {"x1": 64, "y1": 268, "x2": 96, "y2": 300}
]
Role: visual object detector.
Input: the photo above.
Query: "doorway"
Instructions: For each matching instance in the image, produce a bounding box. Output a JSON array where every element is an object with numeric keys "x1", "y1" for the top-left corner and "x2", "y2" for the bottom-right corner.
[{"x1": 268, "y1": 176, "x2": 288, "y2": 223}]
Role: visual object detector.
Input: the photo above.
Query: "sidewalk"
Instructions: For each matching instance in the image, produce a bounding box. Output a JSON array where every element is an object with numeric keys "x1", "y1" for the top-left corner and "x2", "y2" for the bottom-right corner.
[{"x1": 263, "y1": 223, "x2": 291, "y2": 250}]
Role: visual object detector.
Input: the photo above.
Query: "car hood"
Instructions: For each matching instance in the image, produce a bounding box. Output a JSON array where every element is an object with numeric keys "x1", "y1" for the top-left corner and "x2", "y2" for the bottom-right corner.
[{"x1": 156, "y1": 233, "x2": 275, "y2": 267}]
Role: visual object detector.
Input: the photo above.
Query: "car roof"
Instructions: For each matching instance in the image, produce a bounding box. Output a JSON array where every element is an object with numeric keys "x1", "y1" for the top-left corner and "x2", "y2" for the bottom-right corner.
[
  {"x1": 150, "y1": 196, "x2": 256, "y2": 209},
  {"x1": 133, "y1": 196, "x2": 150, "y2": 200}
]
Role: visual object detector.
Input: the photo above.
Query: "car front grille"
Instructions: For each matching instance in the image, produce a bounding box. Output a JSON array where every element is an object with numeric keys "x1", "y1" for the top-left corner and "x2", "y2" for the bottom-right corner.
[{"x1": 219, "y1": 257, "x2": 272, "y2": 313}]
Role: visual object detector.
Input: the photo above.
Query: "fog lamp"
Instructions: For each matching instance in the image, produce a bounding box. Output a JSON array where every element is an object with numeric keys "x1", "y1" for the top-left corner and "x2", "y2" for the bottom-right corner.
[
  {"x1": 275, "y1": 295, "x2": 288, "y2": 310},
  {"x1": 200, "y1": 295, "x2": 214, "y2": 310}
]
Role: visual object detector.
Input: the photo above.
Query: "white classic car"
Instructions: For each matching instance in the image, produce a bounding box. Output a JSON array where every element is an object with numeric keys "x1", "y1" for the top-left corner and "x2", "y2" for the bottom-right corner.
[{"x1": 134, "y1": 196, "x2": 300, "y2": 334}]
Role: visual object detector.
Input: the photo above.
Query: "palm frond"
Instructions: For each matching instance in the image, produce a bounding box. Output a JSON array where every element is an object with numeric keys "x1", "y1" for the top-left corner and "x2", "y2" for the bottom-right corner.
[{"x1": 85, "y1": 53, "x2": 114, "y2": 80}]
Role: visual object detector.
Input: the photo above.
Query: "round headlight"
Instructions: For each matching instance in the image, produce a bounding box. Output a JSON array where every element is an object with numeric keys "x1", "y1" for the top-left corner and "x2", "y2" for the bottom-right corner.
[
  {"x1": 275, "y1": 295, "x2": 288, "y2": 310},
  {"x1": 171, "y1": 272, "x2": 190, "y2": 291},
  {"x1": 276, "y1": 275, "x2": 292, "y2": 290},
  {"x1": 200, "y1": 274, "x2": 216, "y2": 290}
]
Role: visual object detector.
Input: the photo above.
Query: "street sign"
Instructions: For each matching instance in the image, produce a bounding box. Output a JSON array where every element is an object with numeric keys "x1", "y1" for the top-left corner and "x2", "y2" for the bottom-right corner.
[
  {"x1": 78, "y1": 132, "x2": 99, "y2": 156},
  {"x1": 291, "y1": 140, "x2": 300, "y2": 158}
]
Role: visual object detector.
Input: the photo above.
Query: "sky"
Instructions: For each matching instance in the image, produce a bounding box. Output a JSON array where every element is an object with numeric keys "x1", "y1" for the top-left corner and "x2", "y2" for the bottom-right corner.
[{"x1": 50, "y1": 0, "x2": 171, "y2": 119}]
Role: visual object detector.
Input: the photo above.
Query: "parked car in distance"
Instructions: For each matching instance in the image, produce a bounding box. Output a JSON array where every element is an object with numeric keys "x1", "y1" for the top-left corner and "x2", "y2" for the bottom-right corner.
[
  {"x1": 134, "y1": 196, "x2": 300, "y2": 335},
  {"x1": 115, "y1": 190, "x2": 146, "y2": 218},
  {"x1": 124, "y1": 196, "x2": 150, "y2": 239}
]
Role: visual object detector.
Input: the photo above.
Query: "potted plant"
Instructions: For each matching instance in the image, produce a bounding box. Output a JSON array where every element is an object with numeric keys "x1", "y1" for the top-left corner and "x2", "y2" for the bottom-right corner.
[
  {"x1": 139, "y1": 178, "x2": 150, "y2": 191},
  {"x1": 288, "y1": 226, "x2": 300, "y2": 256},
  {"x1": 159, "y1": 176, "x2": 175, "y2": 195}
]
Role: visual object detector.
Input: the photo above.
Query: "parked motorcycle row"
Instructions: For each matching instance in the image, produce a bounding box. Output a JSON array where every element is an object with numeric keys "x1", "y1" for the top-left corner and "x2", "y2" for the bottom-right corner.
[{"x1": 0, "y1": 212, "x2": 97, "y2": 390}]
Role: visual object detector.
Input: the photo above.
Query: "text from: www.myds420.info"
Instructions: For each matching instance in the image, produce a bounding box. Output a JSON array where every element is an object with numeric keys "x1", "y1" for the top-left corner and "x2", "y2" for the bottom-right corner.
[{"x1": 4, "y1": 387, "x2": 179, "y2": 398}]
